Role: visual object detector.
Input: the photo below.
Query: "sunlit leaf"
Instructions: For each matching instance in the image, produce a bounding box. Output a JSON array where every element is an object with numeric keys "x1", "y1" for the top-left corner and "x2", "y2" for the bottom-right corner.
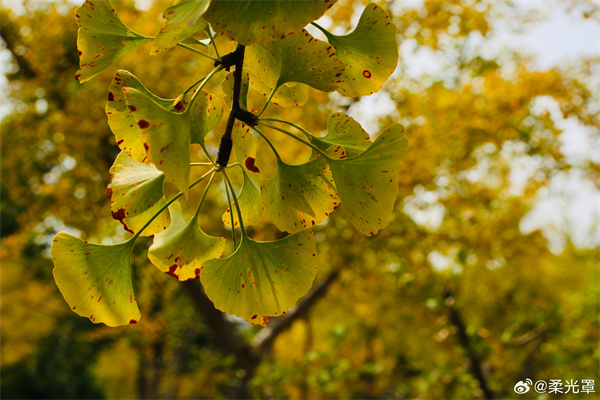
[
  {"x1": 106, "y1": 151, "x2": 170, "y2": 236},
  {"x1": 247, "y1": 29, "x2": 345, "y2": 93},
  {"x1": 319, "y1": 4, "x2": 398, "y2": 96},
  {"x1": 262, "y1": 156, "x2": 339, "y2": 233},
  {"x1": 204, "y1": 0, "x2": 336, "y2": 45},
  {"x1": 310, "y1": 112, "x2": 371, "y2": 159},
  {"x1": 151, "y1": 0, "x2": 209, "y2": 55},
  {"x1": 52, "y1": 233, "x2": 140, "y2": 327},
  {"x1": 222, "y1": 123, "x2": 264, "y2": 227},
  {"x1": 201, "y1": 230, "x2": 318, "y2": 326},
  {"x1": 248, "y1": 74, "x2": 309, "y2": 108},
  {"x1": 149, "y1": 202, "x2": 226, "y2": 281},
  {"x1": 122, "y1": 87, "x2": 222, "y2": 198},
  {"x1": 75, "y1": 0, "x2": 152, "y2": 83},
  {"x1": 106, "y1": 70, "x2": 175, "y2": 164},
  {"x1": 328, "y1": 124, "x2": 407, "y2": 236}
]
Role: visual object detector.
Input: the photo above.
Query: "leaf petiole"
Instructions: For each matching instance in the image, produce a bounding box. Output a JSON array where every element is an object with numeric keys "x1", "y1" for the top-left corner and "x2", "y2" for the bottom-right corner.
[
  {"x1": 191, "y1": 162, "x2": 214, "y2": 167},
  {"x1": 192, "y1": 170, "x2": 216, "y2": 219},
  {"x1": 176, "y1": 42, "x2": 220, "y2": 61},
  {"x1": 251, "y1": 126, "x2": 282, "y2": 162},
  {"x1": 311, "y1": 22, "x2": 333, "y2": 39},
  {"x1": 131, "y1": 168, "x2": 215, "y2": 241},
  {"x1": 205, "y1": 26, "x2": 220, "y2": 59},
  {"x1": 258, "y1": 121, "x2": 331, "y2": 160},
  {"x1": 186, "y1": 65, "x2": 223, "y2": 111},
  {"x1": 256, "y1": 85, "x2": 278, "y2": 117},
  {"x1": 222, "y1": 169, "x2": 247, "y2": 239}
]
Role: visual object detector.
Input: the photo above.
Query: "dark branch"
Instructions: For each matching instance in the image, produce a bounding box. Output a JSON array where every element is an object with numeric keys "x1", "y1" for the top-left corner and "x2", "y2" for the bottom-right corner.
[
  {"x1": 443, "y1": 287, "x2": 495, "y2": 399},
  {"x1": 251, "y1": 270, "x2": 340, "y2": 353}
]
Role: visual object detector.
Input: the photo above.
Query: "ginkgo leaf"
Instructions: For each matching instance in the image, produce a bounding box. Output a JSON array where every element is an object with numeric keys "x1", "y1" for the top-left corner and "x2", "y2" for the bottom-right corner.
[
  {"x1": 151, "y1": 0, "x2": 209, "y2": 55},
  {"x1": 246, "y1": 29, "x2": 345, "y2": 93},
  {"x1": 203, "y1": 0, "x2": 336, "y2": 45},
  {"x1": 310, "y1": 112, "x2": 371, "y2": 159},
  {"x1": 222, "y1": 70, "x2": 250, "y2": 110},
  {"x1": 149, "y1": 202, "x2": 226, "y2": 281},
  {"x1": 52, "y1": 233, "x2": 140, "y2": 327},
  {"x1": 318, "y1": 4, "x2": 398, "y2": 97},
  {"x1": 75, "y1": 0, "x2": 152, "y2": 83},
  {"x1": 200, "y1": 230, "x2": 318, "y2": 326},
  {"x1": 262, "y1": 156, "x2": 339, "y2": 233},
  {"x1": 122, "y1": 87, "x2": 222, "y2": 198},
  {"x1": 106, "y1": 70, "x2": 176, "y2": 164},
  {"x1": 328, "y1": 124, "x2": 407, "y2": 236},
  {"x1": 222, "y1": 123, "x2": 264, "y2": 227},
  {"x1": 248, "y1": 73, "x2": 309, "y2": 108},
  {"x1": 106, "y1": 151, "x2": 170, "y2": 236}
]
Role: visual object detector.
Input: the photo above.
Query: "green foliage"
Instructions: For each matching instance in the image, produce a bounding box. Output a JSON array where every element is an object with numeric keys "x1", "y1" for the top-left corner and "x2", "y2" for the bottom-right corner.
[{"x1": 50, "y1": 0, "x2": 404, "y2": 326}]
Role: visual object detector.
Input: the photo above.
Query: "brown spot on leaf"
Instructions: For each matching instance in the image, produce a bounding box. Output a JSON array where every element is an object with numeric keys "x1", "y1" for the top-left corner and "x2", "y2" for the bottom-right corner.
[
  {"x1": 137, "y1": 119, "x2": 150, "y2": 129},
  {"x1": 166, "y1": 264, "x2": 179, "y2": 278},
  {"x1": 105, "y1": 187, "x2": 113, "y2": 198},
  {"x1": 108, "y1": 91, "x2": 115, "y2": 102},
  {"x1": 363, "y1": 70, "x2": 372, "y2": 78},
  {"x1": 127, "y1": 105, "x2": 137, "y2": 112},
  {"x1": 245, "y1": 157, "x2": 260, "y2": 173},
  {"x1": 129, "y1": 319, "x2": 138, "y2": 324}
]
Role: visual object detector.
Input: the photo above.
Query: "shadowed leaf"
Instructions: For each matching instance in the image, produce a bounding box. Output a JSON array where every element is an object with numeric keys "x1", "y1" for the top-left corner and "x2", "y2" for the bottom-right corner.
[
  {"x1": 201, "y1": 230, "x2": 318, "y2": 326},
  {"x1": 248, "y1": 74, "x2": 309, "y2": 108},
  {"x1": 106, "y1": 70, "x2": 175, "y2": 164},
  {"x1": 320, "y1": 4, "x2": 398, "y2": 97},
  {"x1": 204, "y1": 0, "x2": 336, "y2": 45},
  {"x1": 310, "y1": 112, "x2": 371, "y2": 159},
  {"x1": 149, "y1": 202, "x2": 226, "y2": 281},
  {"x1": 151, "y1": 0, "x2": 209, "y2": 55},
  {"x1": 262, "y1": 156, "x2": 339, "y2": 233},
  {"x1": 75, "y1": 0, "x2": 152, "y2": 83},
  {"x1": 328, "y1": 124, "x2": 407, "y2": 236},
  {"x1": 247, "y1": 29, "x2": 345, "y2": 93},
  {"x1": 52, "y1": 233, "x2": 140, "y2": 327},
  {"x1": 222, "y1": 123, "x2": 264, "y2": 227},
  {"x1": 106, "y1": 151, "x2": 170, "y2": 236}
]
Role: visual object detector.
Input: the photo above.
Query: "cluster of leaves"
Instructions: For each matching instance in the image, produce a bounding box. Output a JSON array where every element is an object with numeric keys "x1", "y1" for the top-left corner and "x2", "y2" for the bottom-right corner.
[{"x1": 52, "y1": 0, "x2": 406, "y2": 327}]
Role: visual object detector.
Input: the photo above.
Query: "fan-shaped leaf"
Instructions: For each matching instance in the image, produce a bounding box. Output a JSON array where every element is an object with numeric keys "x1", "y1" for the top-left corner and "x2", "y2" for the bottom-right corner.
[
  {"x1": 151, "y1": 0, "x2": 209, "y2": 55},
  {"x1": 106, "y1": 70, "x2": 175, "y2": 164},
  {"x1": 246, "y1": 29, "x2": 345, "y2": 93},
  {"x1": 149, "y1": 202, "x2": 226, "y2": 281},
  {"x1": 106, "y1": 151, "x2": 170, "y2": 236},
  {"x1": 52, "y1": 233, "x2": 140, "y2": 327},
  {"x1": 75, "y1": 0, "x2": 152, "y2": 83},
  {"x1": 201, "y1": 230, "x2": 318, "y2": 326},
  {"x1": 204, "y1": 0, "x2": 336, "y2": 45},
  {"x1": 248, "y1": 74, "x2": 309, "y2": 108},
  {"x1": 328, "y1": 124, "x2": 407, "y2": 236},
  {"x1": 320, "y1": 4, "x2": 398, "y2": 97},
  {"x1": 310, "y1": 112, "x2": 371, "y2": 159},
  {"x1": 122, "y1": 87, "x2": 222, "y2": 198},
  {"x1": 222, "y1": 123, "x2": 264, "y2": 227},
  {"x1": 262, "y1": 156, "x2": 338, "y2": 233}
]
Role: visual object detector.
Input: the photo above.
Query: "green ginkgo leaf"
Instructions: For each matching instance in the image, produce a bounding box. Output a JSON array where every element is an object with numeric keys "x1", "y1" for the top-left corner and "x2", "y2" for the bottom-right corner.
[
  {"x1": 248, "y1": 73, "x2": 309, "y2": 108},
  {"x1": 75, "y1": 0, "x2": 152, "y2": 83},
  {"x1": 262, "y1": 156, "x2": 339, "y2": 233},
  {"x1": 122, "y1": 87, "x2": 222, "y2": 198},
  {"x1": 246, "y1": 29, "x2": 345, "y2": 93},
  {"x1": 151, "y1": 0, "x2": 209, "y2": 55},
  {"x1": 106, "y1": 70, "x2": 176, "y2": 164},
  {"x1": 318, "y1": 3, "x2": 398, "y2": 97},
  {"x1": 106, "y1": 151, "x2": 170, "y2": 236},
  {"x1": 52, "y1": 233, "x2": 140, "y2": 327},
  {"x1": 328, "y1": 124, "x2": 407, "y2": 236},
  {"x1": 310, "y1": 112, "x2": 372, "y2": 159},
  {"x1": 149, "y1": 202, "x2": 226, "y2": 281},
  {"x1": 204, "y1": 0, "x2": 336, "y2": 45},
  {"x1": 222, "y1": 123, "x2": 264, "y2": 227},
  {"x1": 200, "y1": 230, "x2": 318, "y2": 326}
]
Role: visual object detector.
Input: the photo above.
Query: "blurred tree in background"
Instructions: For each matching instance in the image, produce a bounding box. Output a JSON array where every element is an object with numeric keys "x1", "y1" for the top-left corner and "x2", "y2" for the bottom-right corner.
[{"x1": 1, "y1": 0, "x2": 598, "y2": 399}]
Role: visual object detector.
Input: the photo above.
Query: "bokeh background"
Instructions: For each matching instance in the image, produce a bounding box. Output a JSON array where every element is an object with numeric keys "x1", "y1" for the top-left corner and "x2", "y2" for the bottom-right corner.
[{"x1": 1, "y1": 0, "x2": 598, "y2": 399}]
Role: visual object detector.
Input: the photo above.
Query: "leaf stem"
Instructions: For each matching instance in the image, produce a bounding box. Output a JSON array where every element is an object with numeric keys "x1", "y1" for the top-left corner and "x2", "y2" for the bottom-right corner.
[
  {"x1": 251, "y1": 126, "x2": 282, "y2": 162},
  {"x1": 191, "y1": 162, "x2": 214, "y2": 167},
  {"x1": 258, "y1": 121, "x2": 330, "y2": 160},
  {"x1": 176, "y1": 42, "x2": 220, "y2": 61},
  {"x1": 181, "y1": 74, "x2": 209, "y2": 97},
  {"x1": 222, "y1": 169, "x2": 246, "y2": 238},
  {"x1": 186, "y1": 65, "x2": 223, "y2": 112},
  {"x1": 223, "y1": 174, "x2": 238, "y2": 249},
  {"x1": 257, "y1": 85, "x2": 278, "y2": 117},
  {"x1": 311, "y1": 22, "x2": 333, "y2": 39},
  {"x1": 131, "y1": 168, "x2": 215, "y2": 241},
  {"x1": 193, "y1": 170, "x2": 216, "y2": 219},
  {"x1": 206, "y1": 27, "x2": 220, "y2": 59}
]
